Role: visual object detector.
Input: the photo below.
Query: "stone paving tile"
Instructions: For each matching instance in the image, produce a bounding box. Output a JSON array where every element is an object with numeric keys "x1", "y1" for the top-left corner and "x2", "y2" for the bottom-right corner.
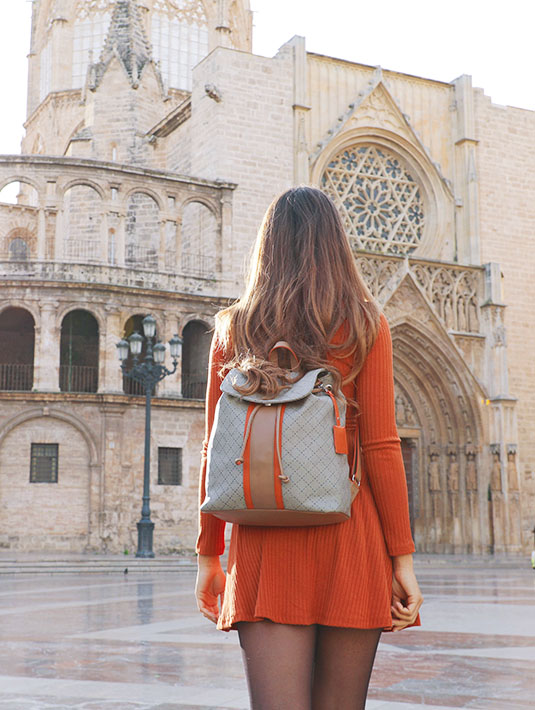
[{"x1": 0, "y1": 559, "x2": 534, "y2": 708}]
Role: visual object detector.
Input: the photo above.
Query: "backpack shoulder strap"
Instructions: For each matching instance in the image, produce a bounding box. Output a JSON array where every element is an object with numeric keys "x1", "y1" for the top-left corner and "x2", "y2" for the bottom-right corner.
[{"x1": 350, "y1": 425, "x2": 362, "y2": 486}]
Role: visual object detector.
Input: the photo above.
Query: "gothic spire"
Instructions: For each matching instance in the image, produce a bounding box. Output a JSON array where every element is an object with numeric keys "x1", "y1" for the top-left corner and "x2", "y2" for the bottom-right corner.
[{"x1": 91, "y1": 0, "x2": 152, "y2": 88}]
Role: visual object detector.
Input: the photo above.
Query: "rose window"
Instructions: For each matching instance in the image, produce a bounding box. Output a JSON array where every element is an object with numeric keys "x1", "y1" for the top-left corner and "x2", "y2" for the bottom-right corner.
[{"x1": 321, "y1": 145, "x2": 425, "y2": 255}]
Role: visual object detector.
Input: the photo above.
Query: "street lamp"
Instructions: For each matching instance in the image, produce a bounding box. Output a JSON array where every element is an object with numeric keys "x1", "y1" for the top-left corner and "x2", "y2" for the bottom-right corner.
[{"x1": 116, "y1": 315, "x2": 182, "y2": 558}]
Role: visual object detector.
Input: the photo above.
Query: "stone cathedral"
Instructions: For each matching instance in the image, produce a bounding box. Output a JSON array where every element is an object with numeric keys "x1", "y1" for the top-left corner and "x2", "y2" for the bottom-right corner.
[{"x1": 0, "y1": 0, "x2": 533, "y2": 555}]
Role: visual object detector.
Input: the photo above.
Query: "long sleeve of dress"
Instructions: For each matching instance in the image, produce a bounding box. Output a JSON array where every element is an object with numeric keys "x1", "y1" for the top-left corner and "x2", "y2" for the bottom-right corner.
[
  {"x1": 355, "y1": 314, "x2": 415, "y2": 557},
  {"x1": 196, "y1": 334, "x2": 227, "y2": 556}
]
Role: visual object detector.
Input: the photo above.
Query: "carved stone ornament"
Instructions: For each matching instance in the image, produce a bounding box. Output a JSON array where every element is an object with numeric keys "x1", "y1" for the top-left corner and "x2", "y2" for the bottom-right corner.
[
  {"x1": 447, "y1": 446, "x2": 459, "y2": 491},
  {"x1": 394, "y1": 384, "x2": 418, "y2": 428},
  {"x1": 321, "y1": 144, "x2": 425, "y2": 256},
  {"x1": 428, "y1": 444, "x2": 441, "y2": 491},
  {"x1": 490, "y1": 443, "x2": 502, "y2": 492},
  {"x1": 76, "y1": 0, "x2": 116, "y2": 19},
  {"x1": 465, "y1": 444, "x2": 478, "y2": 491},
  {"x1": 356, "y1": 254, "x2": 482, "y2": 334},
  {"x1": 153, "y1": 0, "x2": 207, "y2": 24},
  {"x1": 506, "y1": 444, "x2": 519, "y2": 491}
]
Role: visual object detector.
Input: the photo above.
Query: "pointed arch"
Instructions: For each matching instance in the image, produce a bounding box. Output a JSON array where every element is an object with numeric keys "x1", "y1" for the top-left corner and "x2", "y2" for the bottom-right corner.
[
  {"x1": 389, "y1": 317, "x2": 488, "y2": 553},
  {"x1": 0, "y1": 407, "x2": 99, "y2": 467}
]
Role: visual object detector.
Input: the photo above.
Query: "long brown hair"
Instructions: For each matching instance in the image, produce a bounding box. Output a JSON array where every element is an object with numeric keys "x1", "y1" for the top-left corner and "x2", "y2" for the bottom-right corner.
[{"x1": 216, "y1": 186, "x2": 381, "y2": 397}]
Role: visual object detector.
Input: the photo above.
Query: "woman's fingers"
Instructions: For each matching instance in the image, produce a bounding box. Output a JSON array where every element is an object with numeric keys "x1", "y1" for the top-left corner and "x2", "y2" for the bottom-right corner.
[
  {"x1": 391, "y1": 595, "x2": 423, "y2": 631},
  {"x1": 199, "y1": 606, "x2": 218, "y2": 623}
]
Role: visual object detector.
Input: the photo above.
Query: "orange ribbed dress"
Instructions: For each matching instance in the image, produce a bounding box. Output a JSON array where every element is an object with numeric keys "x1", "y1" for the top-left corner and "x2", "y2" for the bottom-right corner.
[{"x1": 196, "y1": 314, "x2": 416, "y2": 632}]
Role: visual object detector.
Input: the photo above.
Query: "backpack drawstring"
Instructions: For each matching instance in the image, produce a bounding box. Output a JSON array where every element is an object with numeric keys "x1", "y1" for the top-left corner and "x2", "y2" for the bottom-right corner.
[{"x1": 235, "y1": 404, "x2": 261, "y2": 465}]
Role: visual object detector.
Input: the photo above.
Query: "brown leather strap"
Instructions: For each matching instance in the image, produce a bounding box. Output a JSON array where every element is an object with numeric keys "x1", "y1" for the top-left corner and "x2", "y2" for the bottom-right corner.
[
  {"x1": 351, "y1": 425, "x2": 362, "y2": 486},
  {"x1": 268, "y1": 341, "x2": 300, "y2": 370}
]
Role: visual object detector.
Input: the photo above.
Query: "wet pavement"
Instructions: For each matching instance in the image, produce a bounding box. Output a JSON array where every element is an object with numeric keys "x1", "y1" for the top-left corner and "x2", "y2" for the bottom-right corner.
[{"x1": 0, "y1": 556, "x2": 534, "y2": 709}]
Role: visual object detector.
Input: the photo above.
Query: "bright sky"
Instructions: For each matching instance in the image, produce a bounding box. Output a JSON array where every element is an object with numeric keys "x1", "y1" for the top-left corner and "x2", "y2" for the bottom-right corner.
[{"x1": 1, "y1": 0, "x2": 534, "y2": 155}]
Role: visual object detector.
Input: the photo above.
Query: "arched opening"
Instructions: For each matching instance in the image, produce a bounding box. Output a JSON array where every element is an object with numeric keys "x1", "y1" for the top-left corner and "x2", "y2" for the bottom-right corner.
[
  {"x1": 122, "y1": 314, "x2": 156, "y2": 395},
  {"x1": 59, "y1": 310, "x2": 99, "y2": 393},
  {"x1": 0, "y1": 308, "x2": 35, "y2": 391},
  {"x1": 125, "y1": 193, "x2": 160, "y2": 270},
  {"x1": 63, "y1": 184, "x2": 102, "y2": 263},
  {"x1": 181, "y1": 320, "x2": 211, "y2": 399},
  {"x1": 8, "y1": 237, "x2": 29, "y2": 261},
  {"x1": 181, "y1": 201, "x2": 218, "y2": 277},
  {"x1": 391, "y1": 320, "x2": 483, "y2": 554},
  {"x1": 0, "y1": 181, "x2": 39, "y2": 207}
]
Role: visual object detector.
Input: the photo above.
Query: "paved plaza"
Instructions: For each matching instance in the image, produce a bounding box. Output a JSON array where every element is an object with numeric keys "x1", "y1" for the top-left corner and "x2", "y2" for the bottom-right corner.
[{"x1": 0, "y1": 556, "x2": 534, "y2": 709}]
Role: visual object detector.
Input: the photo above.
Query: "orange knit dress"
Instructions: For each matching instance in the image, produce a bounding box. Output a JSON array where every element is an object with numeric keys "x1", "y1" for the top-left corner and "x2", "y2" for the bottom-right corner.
[{"x1": 196, "y1": 313, "x2": 416, "y2": 632}]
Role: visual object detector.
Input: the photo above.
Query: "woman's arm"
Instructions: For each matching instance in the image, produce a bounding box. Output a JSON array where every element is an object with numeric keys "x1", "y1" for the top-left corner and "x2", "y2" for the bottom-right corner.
[
  {"x1": 196, "y1": 333, "x2": 227, "y2": 556},
  {"x1": 355, "y1": 314, "x2": 415, "y2": 556},
  {"x1": 356, "y1": 314, "x2": 423, "y2": 628},
  {"x1": 195, "y1": 334, "x2": 228, "y2": 623}
]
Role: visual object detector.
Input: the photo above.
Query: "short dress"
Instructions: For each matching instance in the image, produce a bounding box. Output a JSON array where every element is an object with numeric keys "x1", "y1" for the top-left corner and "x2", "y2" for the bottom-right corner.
[{"x1": 196, "y1": 313, "x2": 417, "y2": 632}]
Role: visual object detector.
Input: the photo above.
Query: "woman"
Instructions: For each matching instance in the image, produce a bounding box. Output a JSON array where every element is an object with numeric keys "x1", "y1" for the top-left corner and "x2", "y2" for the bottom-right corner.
[{"x1": 195, "y1": 186, "x2": 423, "y2": 710}]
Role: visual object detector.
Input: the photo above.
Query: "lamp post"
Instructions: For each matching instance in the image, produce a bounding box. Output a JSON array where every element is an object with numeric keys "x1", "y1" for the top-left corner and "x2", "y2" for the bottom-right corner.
[{"x1": 116, "y1": 315, "x2": 182, "y2": 558}]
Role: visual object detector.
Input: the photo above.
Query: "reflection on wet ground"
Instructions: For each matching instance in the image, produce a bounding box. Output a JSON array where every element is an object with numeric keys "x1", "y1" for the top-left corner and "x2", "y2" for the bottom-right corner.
[{"x1": 0, "y1": 556, "x2": 534, "y2": 709}]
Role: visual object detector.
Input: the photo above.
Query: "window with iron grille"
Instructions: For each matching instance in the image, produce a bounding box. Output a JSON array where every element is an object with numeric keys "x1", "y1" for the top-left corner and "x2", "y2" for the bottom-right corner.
[
  {"x1": 30, "y1": 444, "x2": 59, "y2": 483},
  {"x1": 158, "y1": 447, "x2": 182, "y2": 486}
]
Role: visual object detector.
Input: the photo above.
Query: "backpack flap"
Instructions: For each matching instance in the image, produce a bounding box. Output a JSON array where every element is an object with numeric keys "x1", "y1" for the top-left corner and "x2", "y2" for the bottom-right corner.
[{"x1": 220, "y1": 367, "x2": 327, "y2": 404}]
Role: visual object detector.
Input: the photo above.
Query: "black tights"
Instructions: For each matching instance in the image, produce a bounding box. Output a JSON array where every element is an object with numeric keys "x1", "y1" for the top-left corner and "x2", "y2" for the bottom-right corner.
[{"x1": 237, "y1": 621, "x2": 381, "y2": 710}]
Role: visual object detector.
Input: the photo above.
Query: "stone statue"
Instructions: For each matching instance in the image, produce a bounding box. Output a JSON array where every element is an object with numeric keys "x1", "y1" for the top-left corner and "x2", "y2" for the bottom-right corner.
[
  {"x1": 428, "y1": 448, "x2": 441, "y2": 491},
  {"x1": 507, "y1": 447, "x2": 519, "y2": 491},
  {"x1": 447, "y1": 449, "x2": 459, "y2": 491},
  {"x1": 465, "y1": 446, "x2": 478, "y2": 491},
  {"x1": 490, "y1": 446, "x2": 502, "y2": 492},
  {"x1": 395, "y1": 394, "x2": 406, "y2": 427}
]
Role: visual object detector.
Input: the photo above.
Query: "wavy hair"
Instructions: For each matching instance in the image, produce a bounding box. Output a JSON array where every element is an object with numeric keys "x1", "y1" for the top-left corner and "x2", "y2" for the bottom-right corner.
[{"x1": 216, "y1": 186, "x2": 381, "y2": 398}]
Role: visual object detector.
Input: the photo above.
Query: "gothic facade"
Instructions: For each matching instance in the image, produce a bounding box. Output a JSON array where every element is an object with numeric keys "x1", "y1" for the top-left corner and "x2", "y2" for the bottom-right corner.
[{"x1": 0, "y1": 0, "x2": 533, "y2": 554}]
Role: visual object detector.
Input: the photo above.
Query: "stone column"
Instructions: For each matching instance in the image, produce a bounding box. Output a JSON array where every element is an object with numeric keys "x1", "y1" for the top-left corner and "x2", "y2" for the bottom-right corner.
[
  {"x1": 506, "y1": 445, "x2": 522, "y2": 549},
  {"x1": 489, "y1": 443, "x2": 506, "y2": 553},
  {"x1": 290, "y1": 36, "x2": 311, "y2": 184},
  {"x1": 156, "y1": 312, "x2": 181, "y2": 398},
  {"x1": 427, "y1": 444, "x2": 442, "y2": 553},
  {"x1": 100, "y1": 308, "x2": 124, "y2": 394},
  {"x1": 465, "y1": 444, "x2": 481, "y2": 552},
  {"x1": 453, "y1": 75, "x2": 480, "y2": 264},
  {"x1": 174, "y1": 216, "x2": 182, "y2": 273},
  {"x1": 37, "y1": 208, "x2": 46, "y2": 260},
  {"x1": 158, "y1": 219, "x2": 166, "y2": 272},
  {"x1": 219, "y1": 188, "x2": 234, "y2": 287},
  {"x1": 100, "y1": 211, "x2": 108, "y2": 263},
  {"x1": 115, "y1": 212, "x2": 126, "y2": 268},
  {"x1": 54, "y1": 208, "x2": 64, "y2": 260},
  {"x1": 34, "y1": 301, "x2": 60, "y2": 392},
  {"x1": 447, "y1": 446, "x2": 462, "y2": 551}
]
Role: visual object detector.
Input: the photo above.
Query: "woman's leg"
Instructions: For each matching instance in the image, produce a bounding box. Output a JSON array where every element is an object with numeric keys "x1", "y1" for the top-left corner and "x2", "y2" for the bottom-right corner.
[
  {"x1": 312, "y1": 626, "x2": 382, "y2": 710},
  {"x1": 237, "y1": 620, "x2": 317, "y2": 710}
]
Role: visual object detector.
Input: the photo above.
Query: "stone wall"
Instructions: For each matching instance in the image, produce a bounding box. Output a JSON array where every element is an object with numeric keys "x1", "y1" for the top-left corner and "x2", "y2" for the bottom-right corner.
[
  {"x1": 475, "y1": 92, "x2": 535, "y2": 544},
  {"x1": 190, "y1": 45, "x2": 295, "y2": 287}
]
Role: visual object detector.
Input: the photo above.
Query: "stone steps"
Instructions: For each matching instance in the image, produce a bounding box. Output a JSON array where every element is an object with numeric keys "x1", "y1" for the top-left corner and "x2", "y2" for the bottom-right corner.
[{"x1": 0, "y1": 555, "x2": 197, "y2": 574}]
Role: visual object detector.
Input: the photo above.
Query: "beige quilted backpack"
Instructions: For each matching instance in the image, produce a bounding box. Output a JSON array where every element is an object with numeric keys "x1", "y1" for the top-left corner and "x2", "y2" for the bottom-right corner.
[{"x1": 201, "y1": 342, "x2": 360, "y2": 526}]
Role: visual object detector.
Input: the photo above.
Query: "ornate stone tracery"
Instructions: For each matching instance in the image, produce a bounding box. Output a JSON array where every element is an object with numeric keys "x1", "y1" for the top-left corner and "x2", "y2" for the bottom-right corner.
[
  {"x1": 321, "y1": 144, "x2": 425, "y2": 255},
  {"x1": 76, "y1": 0, "x2": 116, "y2": 19},
  {"x1": 354, "y1": 254, "x2": 483, "y2": 334},
  {"x1": 153, "y1": 0, "x2": 207, "y2": 24}
]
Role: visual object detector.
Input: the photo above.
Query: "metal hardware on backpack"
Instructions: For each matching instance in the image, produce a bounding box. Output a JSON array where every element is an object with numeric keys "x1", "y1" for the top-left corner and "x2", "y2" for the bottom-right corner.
[{"x1": 201, "y1": 342, "x2": 361, "y2": 526}]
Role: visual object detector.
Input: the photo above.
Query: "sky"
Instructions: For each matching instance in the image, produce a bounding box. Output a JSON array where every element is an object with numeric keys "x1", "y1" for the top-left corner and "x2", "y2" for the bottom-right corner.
[{"x1": 0, "y1": 0, "x2": 534, "y2": 155}]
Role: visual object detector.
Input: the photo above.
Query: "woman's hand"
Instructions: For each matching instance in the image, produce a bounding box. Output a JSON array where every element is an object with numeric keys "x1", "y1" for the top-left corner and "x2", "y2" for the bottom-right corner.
[
  {"x1": 195, "y1": 554, "x2": 226, "y2": 624},
  {"x1": 390, "y1": 554, "x2": 423, "y2": 632}
]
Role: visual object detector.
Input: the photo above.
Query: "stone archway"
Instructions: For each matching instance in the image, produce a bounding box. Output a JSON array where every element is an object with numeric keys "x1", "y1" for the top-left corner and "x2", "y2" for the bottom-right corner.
[{"x1": 389, "y1": 319, "x2": 486, "y2": 554}]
